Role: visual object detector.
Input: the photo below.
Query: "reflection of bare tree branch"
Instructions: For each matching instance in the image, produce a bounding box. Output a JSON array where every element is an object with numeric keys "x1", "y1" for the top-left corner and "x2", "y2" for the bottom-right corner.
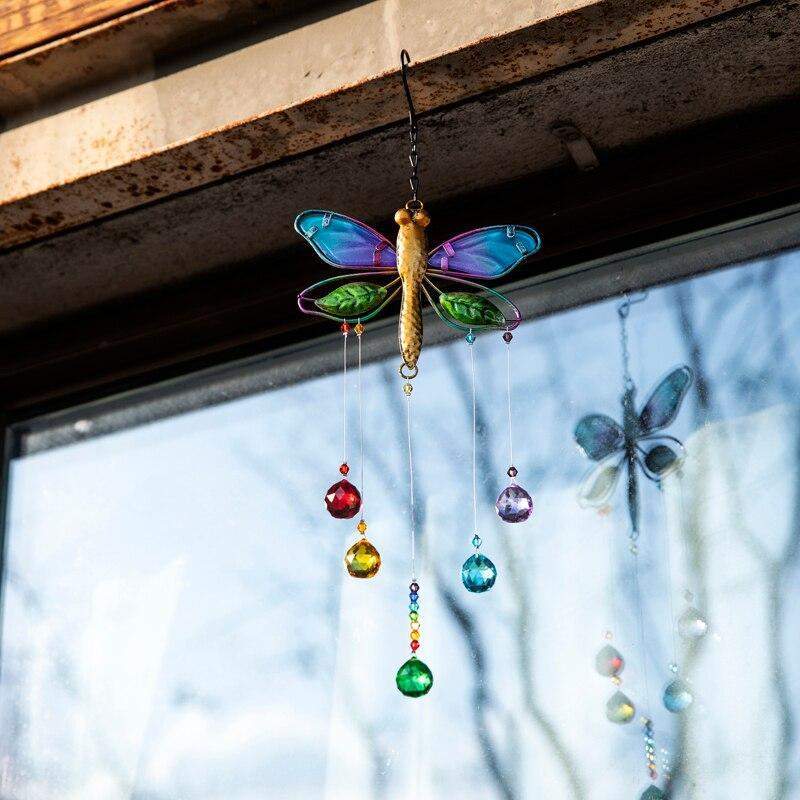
[
  {"x1": 448, "y1": 347, "x2": 586, "y2": 800},
  {"x1": 370, "y1": 363, "x2": 517, "y2": 800},
  {"x1": 673, "y1": 277, "x2": 800, "y2": 800},
  {"x1": 437, "y1": 577, "x2": 517, "y2": 800}
]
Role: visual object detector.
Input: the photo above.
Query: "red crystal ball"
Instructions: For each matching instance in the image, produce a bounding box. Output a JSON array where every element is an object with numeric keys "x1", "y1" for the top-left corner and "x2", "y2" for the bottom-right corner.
[{"x1": 325, "y1": 478, "x2": 362, "y2": 519}]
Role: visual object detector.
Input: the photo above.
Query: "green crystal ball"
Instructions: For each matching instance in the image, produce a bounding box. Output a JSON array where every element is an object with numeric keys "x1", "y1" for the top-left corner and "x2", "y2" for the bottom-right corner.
[{"x1": 396, "y1": 656, "x2": 433, "y2": 698}]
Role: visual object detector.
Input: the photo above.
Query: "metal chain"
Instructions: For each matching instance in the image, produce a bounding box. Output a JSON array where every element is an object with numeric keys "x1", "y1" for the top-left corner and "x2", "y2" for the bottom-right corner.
[{"x1": 400, "y1": 50, "x2": 420, "y2": 204}]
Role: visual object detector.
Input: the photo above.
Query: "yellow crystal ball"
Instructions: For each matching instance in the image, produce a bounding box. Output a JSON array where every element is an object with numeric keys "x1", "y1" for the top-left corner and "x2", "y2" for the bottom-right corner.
[{"x1": 345, "y1": 538, "x2": 381, "y2": 578}]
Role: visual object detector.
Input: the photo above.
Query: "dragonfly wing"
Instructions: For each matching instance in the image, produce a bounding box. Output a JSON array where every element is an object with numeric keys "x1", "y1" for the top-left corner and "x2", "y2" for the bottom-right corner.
[
  {"x1": 578, "y1": 455, "x2": 624, "y2": 508},
  {"x1": 574, "y1": 414, "x2": 625, "y2": 461},
  {"x1": 427, "y1": 225, "x2": 541, "y2": 278},
  {"x1": 295, "y1": 210, "x2": 397, "y2": 269},
  {"x1": 638, "y1": 366, "x2": 694, "y2": 432},
  {"x1": 638, "y1": 436, "x2": 686, "y2": 480},
  {"x1": 298, "y1": 272, "x2": 400, "y2": 323},
  {"x1": 424, "y1": 274, "x2": 521, "y2": 333}
]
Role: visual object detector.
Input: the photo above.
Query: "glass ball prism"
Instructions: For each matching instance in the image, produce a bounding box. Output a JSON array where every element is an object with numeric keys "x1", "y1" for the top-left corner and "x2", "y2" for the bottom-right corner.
[
  {"x1": 396, "y1": 656, "x2": 433, "y2": 697},
  {"x1": 595, "y1": 644, "x2": 625, "y2": 677},
  {"x1": 639, "y1": 787, "x2": 666, "y2": 800},
  {"x1": 495, "y1": 483, "x2": 533, "y2": 523},
  {"x1": 606, "y1": 690, "x2": 635, "y2": 724},
  {"x1": 663, "y1": 678, "x2": 693, "y2": 713},
  {"x1": 677, "y1": 606, "x2": 708, "y2": 639},
  {"x1": 344, "y1": 538, "x2": 381, "y2": 578},
  {"x1": 461, "y1": 553, "x2": 497, "y2": 593},
  {"x1": 325, "y1": 478, "x2": 361, "y2": 519}
]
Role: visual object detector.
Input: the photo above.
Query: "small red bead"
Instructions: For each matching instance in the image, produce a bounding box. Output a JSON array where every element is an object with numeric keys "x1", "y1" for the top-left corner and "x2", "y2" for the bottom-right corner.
[
  {"x1": 410, "y1": 640, "x2": 420, "y2": 651},
  {"x1": 339, "y1": 463, "x2": 349, "y2": 475},
  {"x1": 340, "y1": 322, "x2": 351, "y2": 334}
]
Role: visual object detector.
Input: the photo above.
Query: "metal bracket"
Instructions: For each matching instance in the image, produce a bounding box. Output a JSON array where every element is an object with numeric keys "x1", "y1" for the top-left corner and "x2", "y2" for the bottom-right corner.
[{"x1": 550, "y1": 122, "x2": 599, "y2": 172}]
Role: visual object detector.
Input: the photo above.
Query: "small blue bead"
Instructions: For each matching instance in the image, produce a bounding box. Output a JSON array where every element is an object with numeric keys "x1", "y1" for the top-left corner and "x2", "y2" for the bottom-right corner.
[
  {"x1": 409, "y1": 602, "x2": 419, "y2": 611},
  {"x1": 410, "y1": 592, "x2": 419, "y2": 602},
  {"x1": 465, "y1": 332, "x2": 476, "y2": 344}
]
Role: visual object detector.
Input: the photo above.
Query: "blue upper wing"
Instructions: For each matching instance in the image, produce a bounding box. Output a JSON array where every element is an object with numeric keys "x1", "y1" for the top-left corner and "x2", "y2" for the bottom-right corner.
[
  {"x1": 638, "y1": 367, "x2": 694, "y2": 433},
  {"x1": 295, "y1": 210, "x2": 397, "y2": 270},
  {"x1": 427, "y1": 225, "x2": 541, "y2": 278},
  {"x1": 574, "y1": 414, "x2": 625, "y2": 461}
]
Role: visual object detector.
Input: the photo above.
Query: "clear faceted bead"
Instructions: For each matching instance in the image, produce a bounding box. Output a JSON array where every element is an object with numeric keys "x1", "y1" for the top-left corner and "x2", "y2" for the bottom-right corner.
[
  {"x1": 606, "y1": 690, "x2": 635, "y2": 724},
  {"x1": 595, "y1": 644, "x2": 625, "y2": 677},
  {"x1": 461, "y1": 553, "x2": 497, "y2": 593},
  {"x1": 677, "y1": 606, "x2": 708, "y2": 639},
  {"x1": 495, "y1": 483, "x2": 533, "y2": 523},
  {"x1": 663, "y1": 678, "x2": 693, "y2": 713}
]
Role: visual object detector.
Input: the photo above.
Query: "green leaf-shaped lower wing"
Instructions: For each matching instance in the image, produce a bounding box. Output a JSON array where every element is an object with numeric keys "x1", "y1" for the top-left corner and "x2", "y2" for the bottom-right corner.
[
  {"x1": 439, "y1": 292, "x2": 505, "y2": 328},
  {"x1": 315, "y1": 282, "x2": 388, "y2": 317}
]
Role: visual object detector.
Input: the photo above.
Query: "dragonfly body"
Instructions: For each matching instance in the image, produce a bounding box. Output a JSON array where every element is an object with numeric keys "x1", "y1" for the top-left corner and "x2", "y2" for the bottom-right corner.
[
  {"x1": 395, "y1": 206, "x2": 430, "y2": 371},
  {"x1": 621, "y1": 386, "x2": 641, "y2": 536}
]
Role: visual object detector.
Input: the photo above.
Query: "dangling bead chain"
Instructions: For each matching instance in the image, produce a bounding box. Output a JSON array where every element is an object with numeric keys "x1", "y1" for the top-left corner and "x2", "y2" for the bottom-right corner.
[
  {"x1": 409, "y1": 581, "x2": 421, "y2": 652},
  {"x1": 643, "y1": 717, "x2": 658, "y2": 781}
]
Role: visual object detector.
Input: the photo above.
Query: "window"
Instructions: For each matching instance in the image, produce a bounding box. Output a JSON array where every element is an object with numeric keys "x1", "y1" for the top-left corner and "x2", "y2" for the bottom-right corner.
[{"x1": 1, "y1": 210, "x2": 799, "y2": 799}]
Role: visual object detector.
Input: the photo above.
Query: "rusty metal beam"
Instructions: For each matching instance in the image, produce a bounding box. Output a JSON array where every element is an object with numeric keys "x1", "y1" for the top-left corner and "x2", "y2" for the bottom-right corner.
[
  {"x1": 0, "y1": 0, "x2": 796, "y2": 335},
  {"x1": 0, "y1": 0, "x2": 761, "y2": 250},
  {"x1": 3, "y1": 97, "x2": 800, "y2": 418}
]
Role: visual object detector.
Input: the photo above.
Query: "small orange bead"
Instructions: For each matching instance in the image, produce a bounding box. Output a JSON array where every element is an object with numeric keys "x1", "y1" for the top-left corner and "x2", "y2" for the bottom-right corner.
[
  {"x1": 357, "y1": 520, "x2": 367, "y2": 534},
  {"x1": 354, "y1": 323, "x2": 365, "y2": 335},
  {"x1": 410, "y1": 630, "x2": 420, "y2": 641}
]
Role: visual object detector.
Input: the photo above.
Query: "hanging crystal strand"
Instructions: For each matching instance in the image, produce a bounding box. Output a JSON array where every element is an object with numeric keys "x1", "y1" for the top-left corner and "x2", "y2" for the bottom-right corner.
[
  {"x1": 660, "y1": 473, "x2": 697, "y2": 711},
  {"x1": 396, "y1": 376, "x2": 433, "y2": 697},
  {"x1": 496, "y1": 328, "x2": 533, "y2": 523},
  {"x1": 672, "y1": 477, "x2": 708, "y2": 643},
  {"x1": 597, "y1": 540, "x2": 635, "y2": 724},
  {"x1": 461, "y1": 333, "x2": 497, "y2": 593},
  {"x1": 325, "y1": 322, "x2": 362, "y2": 519},
  {"x1": 344, "y1": 322, "x2": 380, "y2": 578}
]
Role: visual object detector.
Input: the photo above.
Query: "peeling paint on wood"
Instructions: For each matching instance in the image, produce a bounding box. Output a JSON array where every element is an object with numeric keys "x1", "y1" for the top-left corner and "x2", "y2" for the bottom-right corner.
[{"x1": 0, "y1": 0, "x2": 766, "y2": 250}]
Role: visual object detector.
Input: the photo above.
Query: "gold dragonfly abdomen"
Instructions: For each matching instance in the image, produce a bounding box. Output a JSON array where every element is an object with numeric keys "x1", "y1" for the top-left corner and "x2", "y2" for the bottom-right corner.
[{"x1": 395, "y1": 205, "x2": 430, "y2": 372}]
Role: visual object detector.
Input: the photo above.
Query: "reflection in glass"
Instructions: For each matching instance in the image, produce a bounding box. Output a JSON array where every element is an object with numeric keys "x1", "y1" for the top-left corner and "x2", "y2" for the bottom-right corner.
[{"x1": 0, "y1": 251, "x2": 799, "y2": 799}]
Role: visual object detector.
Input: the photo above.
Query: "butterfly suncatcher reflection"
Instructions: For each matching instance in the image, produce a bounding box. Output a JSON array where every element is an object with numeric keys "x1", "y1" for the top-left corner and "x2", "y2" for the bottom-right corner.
[
  {"x1": 574, "y1": 296, "x2": 693, "y2": 539},
  {"x1": 296, "y1": 208, "x2": 541, "y2": 376}
]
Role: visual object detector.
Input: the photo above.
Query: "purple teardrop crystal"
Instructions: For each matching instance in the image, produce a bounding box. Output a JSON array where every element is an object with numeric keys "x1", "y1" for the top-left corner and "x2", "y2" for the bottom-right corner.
[{"x1": 495, "y1": 483, "x2": 533, "y2": 523}]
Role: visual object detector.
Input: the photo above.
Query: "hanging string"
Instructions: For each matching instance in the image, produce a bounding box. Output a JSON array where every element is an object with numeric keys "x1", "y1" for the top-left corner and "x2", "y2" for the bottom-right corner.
[
  {"x1": 661, "y1": 477, "x2": 680, "y2": 671},
  {"x1": 341, "y1": 328, "x2": 348, "y2": 465},
  {"x1": 632, "y1": 554, "x2": 652, "y2": 711},
  {"x1": 505, "y1": 332, "x2": 514, "y2": 469},
  {"x1": 406, "y1": 387, "x2": 417, "y2": 581},
  {"x1": 470, "y1": 336, "x2": 478, "y2": 535},
  {"x1": 357, "y1": 324, "x2": 365, "y2": 518}
]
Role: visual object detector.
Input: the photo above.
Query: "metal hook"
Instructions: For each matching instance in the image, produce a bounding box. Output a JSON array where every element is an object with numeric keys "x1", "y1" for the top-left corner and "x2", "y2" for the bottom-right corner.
[
  {"x1": 400, "y1": 50, "x2": 417, "y2": 129},
  {"x1": 616, "y1": 290, "x2": 649, "y2": 318},
  {"x1": 400, "y1": 49, "x2": 421, "y2": 202}
]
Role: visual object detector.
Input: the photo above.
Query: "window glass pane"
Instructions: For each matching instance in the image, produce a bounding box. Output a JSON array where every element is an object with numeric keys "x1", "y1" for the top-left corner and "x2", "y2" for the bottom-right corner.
[{"x1": 1, "y1": 240, "x2": 798, "y2": 799}]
